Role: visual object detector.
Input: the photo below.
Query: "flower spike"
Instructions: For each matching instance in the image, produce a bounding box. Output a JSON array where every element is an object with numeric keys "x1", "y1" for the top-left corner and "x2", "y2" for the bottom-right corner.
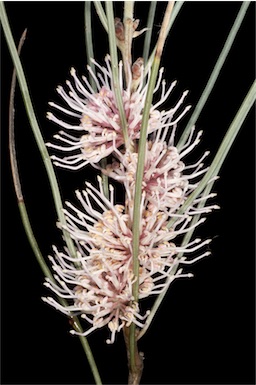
[
  {"x1": 44, "y1": 177, "x2": 213, "y2": 343},
  {"x1": 45, "y1": 44, "x2": 217, "y2": 345},
  {"x1": 47, "y1": 56, "x2": 189, "y2": 171}
]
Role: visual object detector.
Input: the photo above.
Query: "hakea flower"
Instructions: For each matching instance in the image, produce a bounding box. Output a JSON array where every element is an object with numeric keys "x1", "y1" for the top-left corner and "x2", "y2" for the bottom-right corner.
[
  {"x1": 46, "y1": 54, "x2": 190, "y2": 170},
  {"x1": 43, "y1": 177, "x2": 213, "y2": 343},
  {"x1": 104, "y1": 125, "x2": 214, "y2": 214}
]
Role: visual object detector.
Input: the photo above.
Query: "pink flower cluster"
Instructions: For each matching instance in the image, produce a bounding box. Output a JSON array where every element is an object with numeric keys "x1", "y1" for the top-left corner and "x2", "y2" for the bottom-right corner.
[{"x1": 43, "y1": 56, "x2": 217, "y2": 343}]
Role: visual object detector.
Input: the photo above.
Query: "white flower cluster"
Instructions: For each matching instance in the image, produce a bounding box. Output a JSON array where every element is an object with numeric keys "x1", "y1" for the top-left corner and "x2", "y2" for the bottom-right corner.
[{"x1": 43, "y1": 56, "x2": 217, "y2": 343}]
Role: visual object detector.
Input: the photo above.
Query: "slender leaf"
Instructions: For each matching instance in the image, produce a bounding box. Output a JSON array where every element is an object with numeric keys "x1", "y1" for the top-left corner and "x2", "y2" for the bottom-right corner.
[{"x1": 177, "y1": 2, "x2": 250, "y2": 149}]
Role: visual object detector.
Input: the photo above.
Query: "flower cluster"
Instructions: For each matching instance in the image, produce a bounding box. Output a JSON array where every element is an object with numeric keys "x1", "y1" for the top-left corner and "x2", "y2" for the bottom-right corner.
[
  {"x1": 43, "y1": 56, "x2": 217, "y2": 343},
  {"x1": 46, "y1": 55, "x2": 190, "y2": 170}
]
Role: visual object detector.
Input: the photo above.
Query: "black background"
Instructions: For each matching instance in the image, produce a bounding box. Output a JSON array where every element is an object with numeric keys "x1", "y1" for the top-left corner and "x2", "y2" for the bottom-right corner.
[{"x1": 1, "y1": 2, "x2": 255, "y2": 384}]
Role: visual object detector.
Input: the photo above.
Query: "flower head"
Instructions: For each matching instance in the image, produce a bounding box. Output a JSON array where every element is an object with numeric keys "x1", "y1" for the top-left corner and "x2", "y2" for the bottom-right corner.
[
  {"x1": 43, "y1": 177, "x2": 212, "y2": 343},
  {"x1": 104, "y1": 124, "x2": 211, "y2": 217},
  {"x1": 46, "y1": 55, "x2": 190, "y2": 170}
]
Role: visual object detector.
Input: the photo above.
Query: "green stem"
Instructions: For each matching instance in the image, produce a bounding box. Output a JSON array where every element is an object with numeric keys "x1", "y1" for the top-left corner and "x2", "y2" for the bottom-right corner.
[
  {"x1": 129, "y1": 1, "x2": 174, "y2": 376},
  {"x1": 142, "y1": 1, "x2": 157, "y2": 66},
  {"x1": 18, "y1": 203, "x2": 53, "y2": 277},
  {"x1": 18, "y1": 203, "x2": 102, "y2": 385},
  {"x1": 77, "y1": 332, "x2": 103, "y2": 385},
  {"x1": 0, "y1": 1, "x2": 76, "y2": 259},
  {"x1": 139, "y1": 79, "x2": 256, "y2": 339},
  {"x1": 131, "y1": 61, "x2": 159, "y2": 301},
  {"x1": 8, "y1": 26, "x2": 54, "y2": 296},
  {"x1": 177, "y1": 1, "x2": 250, "y2": 149},
  {"x1": 132, "y1": 0, "x2": 174, "y2": 303},
  {"x1": 4, "y1": 4, "x2": 102, "y2": 384},
  {"x1": 105, "y1": 1, "x2": 129, "y2": 148},
  {"x1": 93, "y1": 1, "x2": 108, "y2": 32}
]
